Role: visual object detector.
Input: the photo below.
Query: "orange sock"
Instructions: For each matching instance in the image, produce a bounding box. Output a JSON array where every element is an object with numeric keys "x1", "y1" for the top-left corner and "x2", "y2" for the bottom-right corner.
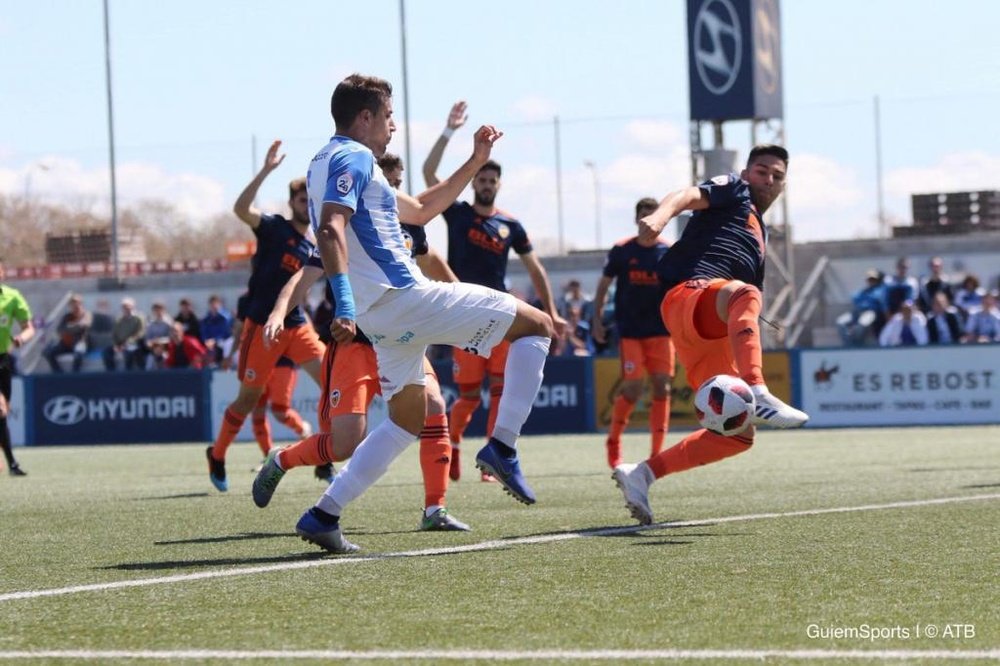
[
  {"x1": 727, "y1": 286, "x2": 765, "y2": 386},
  {"x1": 646, "y1": 428, "x2": 753, "y2": 478},
  {"x1": 608, "y1": 395, "x2": 635, "y2": 443},
  {"x1": 419, "y1": 413, "x2": 451, "y2": 508},
  {"x1": 272, "y1": 405, "x2": 307, "y2": 436},
  {"x1": 251, "y1": 409, "x2": 271, "y2": 456},
  {"x1": 212, "y1": 407, "x2": 247, "y2": 461},
  {"x1": 276, "y1": 433, "x2": 341, "y2": 470},
  {"x1": 649, "y1": 396, "x2": 670, "y2": 456},
  {"x1": 486, "y1": 382, "x2": 503, "y2": 438},
  {"x1": 449, "y1": 392, "x2": 480, "y2": 444}
]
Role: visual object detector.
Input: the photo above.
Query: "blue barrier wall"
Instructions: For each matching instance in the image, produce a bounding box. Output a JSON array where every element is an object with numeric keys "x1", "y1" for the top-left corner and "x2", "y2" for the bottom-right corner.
[
  {"x1": 431, "y1": 356, "x2": 595, "y2": 436},
  {"x1": 25, "y1": 370, "x2": 212, "y2": 445}
]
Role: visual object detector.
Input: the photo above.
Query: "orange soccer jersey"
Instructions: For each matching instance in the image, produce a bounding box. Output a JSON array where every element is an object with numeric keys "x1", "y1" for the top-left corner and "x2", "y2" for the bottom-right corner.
[{"x1": 237, "y1": 321, "x2": 324, "y2": 388}]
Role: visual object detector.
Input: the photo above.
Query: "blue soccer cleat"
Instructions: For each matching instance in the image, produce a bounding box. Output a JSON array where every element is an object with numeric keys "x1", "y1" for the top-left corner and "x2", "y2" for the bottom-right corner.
[
  {"x1": 295, "y1": 509, "x2": 360, "y2": 554},
  {"x1": 474, "y1": 438, "x2": 536, "y2": 505},
  {"x1": 205, "y1": 446, "x2": 228, "y2": 492}
]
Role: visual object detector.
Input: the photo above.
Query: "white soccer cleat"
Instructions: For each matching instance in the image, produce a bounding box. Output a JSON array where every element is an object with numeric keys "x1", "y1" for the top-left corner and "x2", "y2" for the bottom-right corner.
[
  {"x1": 612, "y1": 463, "x2": 653, "y2": 526},
  {"x1": 750, "y1": 386, "x2": 809, "y2": 429}
]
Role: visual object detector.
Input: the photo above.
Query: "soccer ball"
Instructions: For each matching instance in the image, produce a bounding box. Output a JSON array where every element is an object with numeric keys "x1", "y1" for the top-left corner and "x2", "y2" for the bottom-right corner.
[{"x1": 693, "y1": 375, "x2": 755, "y2": 437}]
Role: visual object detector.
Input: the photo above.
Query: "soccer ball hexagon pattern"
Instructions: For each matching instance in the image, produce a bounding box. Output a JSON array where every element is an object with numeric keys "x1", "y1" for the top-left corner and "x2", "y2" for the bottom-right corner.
[{"x1": 694, "y1": 374, "x2": 755, "y2": 437}]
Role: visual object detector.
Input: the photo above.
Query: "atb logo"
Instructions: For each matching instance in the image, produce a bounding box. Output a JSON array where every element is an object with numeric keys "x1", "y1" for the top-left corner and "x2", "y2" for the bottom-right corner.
[
  {"x1": 43, "y1": 396, "x2": 87, "y2": 425},
  {"x1": 693, "y1": 0, "x2": 743, "y2": 96}
]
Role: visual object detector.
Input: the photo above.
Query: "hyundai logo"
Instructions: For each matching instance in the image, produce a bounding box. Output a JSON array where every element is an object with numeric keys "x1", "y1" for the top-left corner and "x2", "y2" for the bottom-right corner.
[
  {"x1": 43, "y1": 396, "x2": 87, "y2": 426},
  {"x1": 693, "y1": 0, "x2": 743, "y2": 96}
]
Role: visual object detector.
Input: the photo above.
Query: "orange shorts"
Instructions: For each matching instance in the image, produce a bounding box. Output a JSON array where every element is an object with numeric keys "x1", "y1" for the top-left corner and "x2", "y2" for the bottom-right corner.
[
  {"x1": 452, "y1": 340, "x2": 510, "y2": 386},
  {"x1": 266, "y1": 365, "x2": 298, "y2": 408},
  {"x1": 660, "y1": 279, "x2": 736, "y2": 390},
  {"x1": 238, "y1": 321, "x2": 324, "y2": 388},
  {"x1": 619, "y1": 336, "x2": 675, "y2": 381},
  {"x1": 319, "y1": 341, "x2": 380, "y2": 431}
]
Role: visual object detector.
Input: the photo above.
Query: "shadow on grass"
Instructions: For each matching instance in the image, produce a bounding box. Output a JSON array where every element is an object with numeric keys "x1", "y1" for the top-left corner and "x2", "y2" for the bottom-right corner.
[
  {"x1": 137, "y1": 492, "x2": 211, "y2": 501},
  {"x1": 100, "y1": 550, "x2": 329, "y2": 571},
  {"x1": 155, "y1": 532, "x2": 290, "y2": 546},
  {"x1": 908, "y1": 466, "x2": 1000, "y2": 473},
  {"x1": 961, "y1": 482, "x2": 1000, "y2": 489}
]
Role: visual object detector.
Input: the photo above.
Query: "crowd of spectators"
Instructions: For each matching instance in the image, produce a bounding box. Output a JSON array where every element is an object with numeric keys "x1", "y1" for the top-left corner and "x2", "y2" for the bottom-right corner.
[
  {"x1": 837, "y1": 256, "x2": 1000, "y2": 348},
  {"x1": 44, "y1": 294, "x2": 234, "y2": 372}
]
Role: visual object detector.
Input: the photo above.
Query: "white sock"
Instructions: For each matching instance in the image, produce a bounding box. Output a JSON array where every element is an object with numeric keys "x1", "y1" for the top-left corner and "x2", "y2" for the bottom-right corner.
[
  {"x1": 492, "y1": 335, "x2": 550, "y2": 447},
  {"x1": 424, "y1": 504, "x2": 442, "y2": 517},
  {"x1": 316, "y1": 418, "x2": 414, "y2": 516}
]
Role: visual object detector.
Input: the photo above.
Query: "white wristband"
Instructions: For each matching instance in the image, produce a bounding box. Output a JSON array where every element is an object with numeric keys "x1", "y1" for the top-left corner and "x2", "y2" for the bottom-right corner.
[{"x1": 441, "y1": 127, "x2": 455, "y2": 140}]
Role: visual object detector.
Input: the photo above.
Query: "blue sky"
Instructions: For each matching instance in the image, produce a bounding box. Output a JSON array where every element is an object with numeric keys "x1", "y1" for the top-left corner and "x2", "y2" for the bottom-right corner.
[{"x1": 2, "y1": 0, "x2": 999, "y2": 254}]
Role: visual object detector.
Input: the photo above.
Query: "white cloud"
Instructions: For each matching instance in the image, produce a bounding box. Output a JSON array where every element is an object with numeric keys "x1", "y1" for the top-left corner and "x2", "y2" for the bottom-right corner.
[
  {"x1": 621, "y1": 119, "x2": 685, "y2": 153},
  {"x1": 0, "y1": 158, "x2": 227, "y2": 222},
  {"x1": 509, "y1": 96, "x2": 557, "y2": 123},
  {"x1": 884, "y1": 151, "x2": 1000, "y2": 197}
]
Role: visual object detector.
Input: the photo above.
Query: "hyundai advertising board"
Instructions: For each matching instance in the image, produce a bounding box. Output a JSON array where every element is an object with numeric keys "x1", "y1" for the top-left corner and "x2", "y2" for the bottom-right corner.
[
  {"x1": 30, "y1": 371, "x2": 210, "y2": 445},
  {"x1": 688, "y1": 0, "x2": 783, "y2": 121}
]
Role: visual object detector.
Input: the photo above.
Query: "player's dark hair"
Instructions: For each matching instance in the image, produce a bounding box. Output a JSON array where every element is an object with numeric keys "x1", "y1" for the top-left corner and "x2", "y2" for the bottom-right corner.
[
  {"x1": 378, "y1": 153, "x2": 403, "y2": 172},
  {"x1": 288, "y1": 177, "x2": 307, "y2": 199},
  {"x1": 477, "y1": 160, "x2": 502, "y2": 178},
  {"x1": 331, "y1": 74, "x2": 393, "y2": 129},
  {"x1": 635, "y1": 197, "x2": 658, "y2": 215},
  {"x1": 747, "y1": 144, "x2": 789, "y2": 167}
]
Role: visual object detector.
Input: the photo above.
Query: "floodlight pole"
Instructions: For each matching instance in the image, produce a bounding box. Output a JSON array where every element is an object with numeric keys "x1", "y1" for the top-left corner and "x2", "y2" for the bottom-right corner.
[
  {"x1": 102, "y1": 0, "x2": 121, "y2": 282},
  {"x1": 399, "y1": 0, "x2": 414, "y2": 194}
]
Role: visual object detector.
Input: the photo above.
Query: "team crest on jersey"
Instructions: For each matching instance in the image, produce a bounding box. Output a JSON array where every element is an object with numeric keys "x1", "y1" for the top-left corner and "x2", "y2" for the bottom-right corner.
[
  {"x1": 336, "y1": 172, "x2": 353, "y2": 194},
  {"x1": 245, "y1": 368, "x2": 257, "y2": 381},
  {"x1": 329, "y1": 389, "x2": 341, "y2": 408},
  {"x1": 623, "y1": 361, "x2": 636, "y2": 374},
  {"x1": 496, "y1": 223, "x2": 510, "y2": 240},
  {"x1": 401, "y1": 228, "x2": 414, "y2": 252},
  {"x1": 0, "y1": 313, "x2": 9, "y2": 327}
]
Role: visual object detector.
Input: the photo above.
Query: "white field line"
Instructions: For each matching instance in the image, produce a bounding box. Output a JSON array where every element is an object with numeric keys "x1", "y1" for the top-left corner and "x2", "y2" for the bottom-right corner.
[
  {"x1": 1, "y1": 492, "x2": 997, "y2": 604},
  {"x1": 0, "y1": 648, "x2": 998, "y2": 661}
]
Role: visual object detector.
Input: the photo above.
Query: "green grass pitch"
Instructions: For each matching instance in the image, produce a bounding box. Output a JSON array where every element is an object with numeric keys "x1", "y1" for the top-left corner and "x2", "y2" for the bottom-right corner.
[{"x1": 1, "y1": 426, "x2": 997, "y2": 664}]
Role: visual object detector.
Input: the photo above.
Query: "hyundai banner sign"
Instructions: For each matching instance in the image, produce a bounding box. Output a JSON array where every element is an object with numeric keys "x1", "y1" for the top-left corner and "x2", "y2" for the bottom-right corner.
[
  {"x1": 688, "y1": 0, "x2": 783, "y2": 120},
  {"x1": 31, "y1": 371, "x2": 209, "y2": 445}
]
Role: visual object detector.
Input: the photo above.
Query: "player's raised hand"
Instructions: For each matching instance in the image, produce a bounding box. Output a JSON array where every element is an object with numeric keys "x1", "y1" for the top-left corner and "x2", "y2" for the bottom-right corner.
[
  {"x1": 331, "y1": 317, "x2": 356, "y2": 344},
  {"x1": 551, "y1": 312, "x2": 568, "y2": 338},
  {"x1": 263, "y1": 140, "x2": 286, "y2": 172},
  {"x1": 447, "y1": 101, "x2": 468, "y2": 130},
  {"x1": 262, "y1": 313, "x2": 286, "y2": 349},
  {"x1": 471, "y1": 125, "x2": 503, "y2": 163},
  {"x1": 637, "y1": 213, "x2": 664, "y2": 245}
]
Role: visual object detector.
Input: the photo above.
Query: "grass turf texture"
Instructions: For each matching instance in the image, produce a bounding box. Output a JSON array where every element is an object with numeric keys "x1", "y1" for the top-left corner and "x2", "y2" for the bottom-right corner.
[{"x1": 0, "y1": 426, "x2": 997, "y2": 664}]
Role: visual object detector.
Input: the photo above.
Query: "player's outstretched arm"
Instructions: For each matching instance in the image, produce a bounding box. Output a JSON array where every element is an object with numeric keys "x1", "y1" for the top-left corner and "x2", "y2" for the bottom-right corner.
[
  {"x1": 591, "y1": 274, "x2": 614, "y2": 344},
  {"x1": 233, "y1": 140, "x2": 285, "y2": 228},
  {"x1": 637, "y1": 186, "x2": 709, "y2": 245},
  {"x1": 401, "y1": 125, "x2": 503, "y2": 225},
  {"x1": 416, "y1": 246, "x2": 459, "y2": 283},
  {"x1": 316, "y1": 202, "x2": 357, "y2": 344},
  {"x1": 422, "y1": 101, "x2": 468, "y2": 188},
  {"x1": 263, "y1": 264, "x2": 324, "y2": 345},
  {"x1": 521, "y1": 252, "x2": 567, "y2": 336}
]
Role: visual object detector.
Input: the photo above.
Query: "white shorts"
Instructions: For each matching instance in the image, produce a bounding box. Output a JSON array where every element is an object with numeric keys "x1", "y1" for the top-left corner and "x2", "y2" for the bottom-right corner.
[{"x1": 357, "y1": 281, "x2": 518, "y2": 399}]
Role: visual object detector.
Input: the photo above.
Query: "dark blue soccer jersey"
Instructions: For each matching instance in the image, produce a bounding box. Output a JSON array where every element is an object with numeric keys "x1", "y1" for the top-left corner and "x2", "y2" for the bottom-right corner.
[
  {"x1": 602, "y1": 237, "x2": 669, "y2": 338},
  {"x1": 245, "y1": 214, "x2": 322, "y2": 327},
  {"x1": 656, "y1": 174, "x2": 767, "y2": 291},
  {"x1": 442, "y1": 202, "x2": 531, "y2": 292}
]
